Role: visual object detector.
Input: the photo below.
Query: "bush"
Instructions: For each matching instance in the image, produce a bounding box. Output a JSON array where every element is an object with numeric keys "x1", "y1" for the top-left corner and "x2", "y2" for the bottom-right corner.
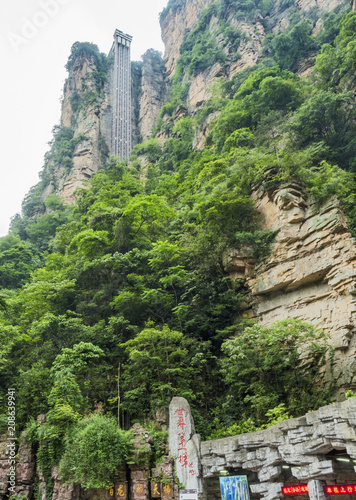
[
  {"x1": 59, "y1": 414, "x2": 133, "y2": 489},
  {"x1": 220, "y1": 319, "x2": 333, "y2": 425}
]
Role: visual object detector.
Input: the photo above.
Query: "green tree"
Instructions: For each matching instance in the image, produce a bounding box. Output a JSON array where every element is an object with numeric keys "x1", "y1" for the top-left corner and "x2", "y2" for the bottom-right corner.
[
  {"x1": 220, "y1": 319, "x2": 332, "y2": 425},
  {"x1": 58, "y1": 414, "x2": 133, "y2": 489},
  {"x1": 315, "y1": 12, "x2": 356, "y2": 90},
  {"x1": 289, "y1": 90, "x2": 355, "y2": 169},
  {"x1": 272, "y1": 20, "x2": 316, "y2": 70},
  {"x1": 122, "y1": 325, "x2": 194, "y2": 419}
]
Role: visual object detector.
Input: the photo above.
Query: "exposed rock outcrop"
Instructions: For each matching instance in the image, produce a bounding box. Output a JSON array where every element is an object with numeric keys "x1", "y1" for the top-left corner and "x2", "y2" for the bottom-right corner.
[
  {"x1": 43, "y1": 52, "x2": 111, "y2": 205},
  {"x1": 224, "y1": 183, "x2": 356, "y2": 393},
  {"x1": 0, "y1": 431, "x2": 35, "y2": 500},
  {"x1": 39, "y1": 0, "x2": 351, "y2": 198},
  {"x1": 160, "y1": 0, "x2": 214, "y2": 79},
  {"x1": 138, "y1": 50, "x2": 169, "y2": 141},
  {"x1": 158, "y1": 0, "x2": 349, "y2": 147}
]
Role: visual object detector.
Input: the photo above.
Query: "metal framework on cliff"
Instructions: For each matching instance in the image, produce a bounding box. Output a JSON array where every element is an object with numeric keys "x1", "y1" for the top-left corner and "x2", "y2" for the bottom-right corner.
[{"x1": 109, "y1": 29, "x2": 132, "y2": 159}]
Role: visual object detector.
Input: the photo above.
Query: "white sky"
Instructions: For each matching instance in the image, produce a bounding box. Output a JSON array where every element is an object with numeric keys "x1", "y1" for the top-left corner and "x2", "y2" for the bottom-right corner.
[{"x1": 0, "y1": 0, "x2": 168, "y2": 237}]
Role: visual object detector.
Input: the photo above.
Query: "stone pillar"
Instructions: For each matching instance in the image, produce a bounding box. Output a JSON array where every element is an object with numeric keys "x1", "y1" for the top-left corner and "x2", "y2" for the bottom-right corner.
[
  {"x1": 105, "y1": 471, "x2": 128, "y2": 500},
  {"x1": 129, "y1": 424, "x2": 151, "y2": 500},
  {"x1": 113, "y1": 470, "x2": 129, "y2": 500},
  {"x1": 131, "y1": 470, "x2": 149, "y2": 500},
  {"x1": 308, "y1": 480, "x2": 327, "y2": 500},
  {"x1": 151, "y1": 456, "x2": 177, "y2": 500},
  {"x1": 169, "y1": 397, "x2": 202, "y2": 496},
  {"x1": 52, "y1": 467, "x2": 80, "y2": 500},
  {"x1": 0, "y1": 434, "x2": 9, "y2": 500}
]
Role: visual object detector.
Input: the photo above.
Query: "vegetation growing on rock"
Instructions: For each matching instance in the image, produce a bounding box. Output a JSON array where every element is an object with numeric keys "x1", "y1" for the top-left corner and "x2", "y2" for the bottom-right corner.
[{"x1": 0, "y1": 3, "x2": 355, "y2": 490}]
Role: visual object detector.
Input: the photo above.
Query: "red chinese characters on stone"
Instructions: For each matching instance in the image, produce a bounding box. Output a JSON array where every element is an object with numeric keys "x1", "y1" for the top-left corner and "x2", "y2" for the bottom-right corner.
[
  {"x1": 175, "y1": 408, "x2": 195, "y2": 476},
  {"x1": 178, "y1": 449, "x2": 188, "y2": 467},
  {"x1": 178, "y1": 433, "x2": 186, "y2": 447},
  {"x1": 175, "y1": 408, "x2": 186, "y2": 431}
]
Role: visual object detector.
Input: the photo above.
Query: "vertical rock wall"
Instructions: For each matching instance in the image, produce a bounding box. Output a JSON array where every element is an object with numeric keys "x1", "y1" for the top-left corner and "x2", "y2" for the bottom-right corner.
[
  {"x1": 40, "y1": 0, "x2": 351, "y2": 203},
  {"x1": 160, "y1": 0, "x2": 214, "y2": 79},
  {"x1": 42, "y1": 52, "x2": 111, "y2": 205},
  {"x1": 0, "y1": 434, "x2": 8, "y2": 499},
  {"x1": 224, "y1": 183, "x2": 356, "y2": 394},
  {"x1": 158, "y1": 0, "x2": 349, "y2": 148},
  {"x1": 138, "y1": 50, "x2": 169, "y2": 141},
  {"x1": 0, "y1": 432, "x2": 35, "y2": 500}
]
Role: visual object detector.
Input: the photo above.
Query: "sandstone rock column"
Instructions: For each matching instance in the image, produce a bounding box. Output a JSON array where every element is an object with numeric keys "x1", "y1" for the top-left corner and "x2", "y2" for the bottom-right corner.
[{"x1": 13, "y1": 431, "x2": 35, "y2": 499}]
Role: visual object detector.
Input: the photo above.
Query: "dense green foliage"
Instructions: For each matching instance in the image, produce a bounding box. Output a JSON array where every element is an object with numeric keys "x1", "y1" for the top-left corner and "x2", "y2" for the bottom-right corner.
[
  {"x1": 66, "y1": 42, "x2": 109, "y2": 75},
  {"x1": 58, "y1": 414, "x2": 133, "y2": 489},
  {"x1": 0, "y1": 4, "x2": 355, "y2": 490},
  {"x1": 220, "y1": 319, "x2": 332, "y2": 424}
]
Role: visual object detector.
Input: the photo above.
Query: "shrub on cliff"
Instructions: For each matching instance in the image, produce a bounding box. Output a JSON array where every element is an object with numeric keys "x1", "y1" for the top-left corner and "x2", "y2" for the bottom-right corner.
[{"x1": 220, "y1": 319, "x2": 333, "y2": 426}]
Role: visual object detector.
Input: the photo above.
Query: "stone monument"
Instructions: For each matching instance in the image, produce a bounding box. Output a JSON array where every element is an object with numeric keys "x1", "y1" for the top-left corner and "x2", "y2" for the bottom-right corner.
[{"x1": 169, "y1": 398, "x2": 202, "y2": 496}]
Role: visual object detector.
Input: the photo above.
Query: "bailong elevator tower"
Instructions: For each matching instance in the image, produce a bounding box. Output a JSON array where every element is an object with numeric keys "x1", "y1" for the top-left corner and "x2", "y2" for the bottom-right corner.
[{"x1": 109, "y1": 29, "x2": 132, "y2": 159}]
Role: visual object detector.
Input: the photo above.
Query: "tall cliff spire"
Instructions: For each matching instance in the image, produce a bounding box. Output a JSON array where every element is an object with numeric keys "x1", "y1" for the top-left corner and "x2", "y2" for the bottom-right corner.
[{"x1": 109, "y1": 29, "x2": 132, "y2": 159}]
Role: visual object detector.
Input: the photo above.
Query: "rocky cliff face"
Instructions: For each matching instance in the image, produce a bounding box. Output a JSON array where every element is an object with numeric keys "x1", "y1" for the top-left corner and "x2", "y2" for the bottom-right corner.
[
  {"x1": 42, "y1": 52, "x2": 111, "y2": 205},
  {"x1": 0, "y1": 431, "x2": 35, "y2": 500},
  {"x1": 138, "y1": 50, "x2": 169, "y2": 141},
  {"x1": 42, "y1": 46, "x2": 169, "y2": 205},
  {"x1": 224, "y1": 183, "x2": 356, "y2": 394},
  {"x1": 160, "y1": 0, "x2": 214, "y2": 79},
  {"x1": 40, "y1": 0, "x2": 352, "y2": 203},
  {"x1": 158, "y1": 0, "x2": 349, "y2": 146}
]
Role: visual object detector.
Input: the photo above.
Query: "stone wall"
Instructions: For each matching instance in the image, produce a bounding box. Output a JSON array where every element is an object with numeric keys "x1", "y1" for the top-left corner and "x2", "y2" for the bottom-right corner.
[
  {"x1": 201, "y1": 398, "x2": 356, "y2": 500},
  {"x1": 168, "y1": 397, "x2": 356, "y2": 500},
  {"x1": 223, "y1": 183, "x2": 356, "y2": 394}
]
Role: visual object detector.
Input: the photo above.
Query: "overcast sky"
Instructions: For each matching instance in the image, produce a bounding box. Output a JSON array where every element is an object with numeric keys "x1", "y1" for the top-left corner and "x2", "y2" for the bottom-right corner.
[{"x1": 0, "y1": 0, "x2": 168, "y2": 237}]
